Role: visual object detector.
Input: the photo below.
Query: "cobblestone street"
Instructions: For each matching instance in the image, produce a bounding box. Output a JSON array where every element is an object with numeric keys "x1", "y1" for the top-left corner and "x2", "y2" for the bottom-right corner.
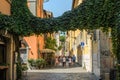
[{"x1": 23, "y1": 67, "x2": 97, "y2": 80}]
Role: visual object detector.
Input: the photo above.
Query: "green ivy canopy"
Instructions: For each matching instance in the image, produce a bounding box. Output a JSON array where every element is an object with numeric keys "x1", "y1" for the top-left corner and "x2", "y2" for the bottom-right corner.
[
  {"x1": 0, "y1": 0, "x2": 120, "y2": 63},
  {"x1": 0, "y1": 0, "x2": 118, "y2": 36}
]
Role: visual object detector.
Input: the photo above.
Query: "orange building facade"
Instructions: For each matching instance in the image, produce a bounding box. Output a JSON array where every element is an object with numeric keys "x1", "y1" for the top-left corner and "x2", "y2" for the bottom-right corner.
[
  {"x1": 23, "y1": 0, "x2": 45, "y2": 60},
  {"x1": 0, "y1": 0, "x2": 11, "y2": 15}
]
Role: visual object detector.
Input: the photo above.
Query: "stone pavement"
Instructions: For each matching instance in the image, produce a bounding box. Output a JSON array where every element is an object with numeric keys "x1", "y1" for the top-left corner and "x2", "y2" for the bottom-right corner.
[{"x1": 22, "y1": 67, "x2": 98, "y2": 80}]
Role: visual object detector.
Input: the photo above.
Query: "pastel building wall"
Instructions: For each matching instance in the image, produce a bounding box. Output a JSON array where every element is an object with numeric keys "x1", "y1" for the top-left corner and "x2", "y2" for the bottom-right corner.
[
  {"x1": 25, "y1": 0, "x2": 45, "y2": 60},
  {"x1": 71, "y1": 0, "x2": 99, "y2": 78},
  {"x1": 24, "y1": 36, "x2": 38, "y2": 59},
  {"x1": 0, "y1": 0, "x2": 10, "y2": 15}
]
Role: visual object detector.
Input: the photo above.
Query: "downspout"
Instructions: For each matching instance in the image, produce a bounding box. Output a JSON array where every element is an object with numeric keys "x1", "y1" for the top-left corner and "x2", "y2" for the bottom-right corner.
[
  {"x1": 89, "y1": 32, "x2": 93, "y2": 73},
  {"x1": 91, "y1": 34, "x2": 93, "y2": 73},
  {"x1": 97, "y1": 29, "x2": 101, "y2": 79}
]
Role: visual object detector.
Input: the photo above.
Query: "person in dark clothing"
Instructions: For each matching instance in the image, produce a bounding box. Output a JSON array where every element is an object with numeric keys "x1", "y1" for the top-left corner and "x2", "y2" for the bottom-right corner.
[{"x1": 72, "y1": 55, "x2": 76, "y2": 63}]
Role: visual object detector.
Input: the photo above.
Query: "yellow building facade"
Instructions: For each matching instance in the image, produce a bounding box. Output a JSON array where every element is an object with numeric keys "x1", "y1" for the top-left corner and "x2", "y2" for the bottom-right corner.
[{"x1": 68, "y1": 0, "x2": 114, "y2": 79}]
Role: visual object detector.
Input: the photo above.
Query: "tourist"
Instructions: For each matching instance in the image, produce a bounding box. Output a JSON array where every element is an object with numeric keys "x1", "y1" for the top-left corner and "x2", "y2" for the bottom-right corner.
[
  {"x1": 58, "y1": 55, "x2": 62, "y2": 66},
  {"x1": 68, "y1": 56, "x2": 72, "y2": 67},
  {"x1": 55, "y1": 56, "x2": 59, "y2": 67},
  {"x1": 62, "y1": 56, "x2": 66, "y2": 67},
  {"x1": 72, "y1": 55, "x2": 76, "y2": 64}
]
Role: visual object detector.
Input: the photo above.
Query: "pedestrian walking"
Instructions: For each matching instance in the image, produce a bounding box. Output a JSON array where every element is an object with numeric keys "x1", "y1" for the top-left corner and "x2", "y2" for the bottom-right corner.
[
  {"x1": 68, "y1": 56, "x2": 72, "y2": 67},
  {"x1": 62, "y1": 56, "x2": 66, "y2": 67},
  {"x1": 72, "y1": 55, "x2": 76, "y2": 64},
  {"x1": 55, "y1": 56, "x2": 59, "y2": 67},
  {"x1": 58, "y1": 56, "x2": 63, "y2": 66}
]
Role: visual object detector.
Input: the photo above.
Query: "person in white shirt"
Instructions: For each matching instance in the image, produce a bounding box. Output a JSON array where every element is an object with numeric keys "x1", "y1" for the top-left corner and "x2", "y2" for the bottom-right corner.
[{"x1": 62, "y1": 56, "x2": 66, "y2": 67}]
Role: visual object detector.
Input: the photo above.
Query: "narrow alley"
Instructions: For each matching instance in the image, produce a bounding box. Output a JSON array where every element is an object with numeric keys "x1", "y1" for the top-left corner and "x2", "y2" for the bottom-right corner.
[
  {"x1": 0, "y1": 0, "x2": 119, "y2": 80},
  {"x1": 23, "y1": 67, "x2": 97, "y2": 80}
]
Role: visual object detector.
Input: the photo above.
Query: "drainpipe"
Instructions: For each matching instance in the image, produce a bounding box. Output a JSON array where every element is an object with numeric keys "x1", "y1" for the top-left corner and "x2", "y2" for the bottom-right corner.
[
  {"x1": 90, "y1": 33, "x2": 93, "y2": 73},
  {"x1": 97, "y1": 29, "x2": 101, "y2": 79},
  {"x1": 91, "y1": 35, "x2": 93, "y2": 73}
]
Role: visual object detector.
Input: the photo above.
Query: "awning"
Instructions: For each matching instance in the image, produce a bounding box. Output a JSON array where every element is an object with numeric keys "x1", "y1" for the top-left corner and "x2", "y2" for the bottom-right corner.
[{"x1": 40, "y1": 49, "x2": 55, "y2": 53}]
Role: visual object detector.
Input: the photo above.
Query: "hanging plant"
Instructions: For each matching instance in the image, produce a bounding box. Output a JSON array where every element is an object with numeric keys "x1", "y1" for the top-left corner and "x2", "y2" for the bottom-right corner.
[{"x1": 0, "y1": 0, "x2": 117, "y2": 36}]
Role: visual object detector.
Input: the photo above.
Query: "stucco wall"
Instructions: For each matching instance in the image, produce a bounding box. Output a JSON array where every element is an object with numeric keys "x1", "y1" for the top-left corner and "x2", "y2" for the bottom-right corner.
[
  {"x1": 82, "y1": 35, "x2": 92, "y2": 72},
  {"x1": 25, "y1": 0, "x2": 45, "y2": 60},
  {"x1": 0, "y1": 0, "x2": 10, "y2": 15},
  {"x1": 100, "y1": 30, "x2": 113, "y2": 79},
  {"x1": 92, "y1": 40, "x2": 100, "y2": 78},
  {"x1": 37, "y1": 35, "x2": 44, "y2": 51},
  {"x1": 28, "y1": 1, "x2": 36, "y2": 16},
  {"x1": 24, "y1": 36, "x2": 38, "y2": 59}
]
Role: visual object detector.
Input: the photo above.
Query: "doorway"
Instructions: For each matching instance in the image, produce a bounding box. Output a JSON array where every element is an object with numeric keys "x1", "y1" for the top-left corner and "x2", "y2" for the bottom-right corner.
[
  {"x1": 77, "y1": 45, "x2": 82, "y2": 66},
  {"x1": 0, "y1": 44, "x2": 7, "y2": 80}
]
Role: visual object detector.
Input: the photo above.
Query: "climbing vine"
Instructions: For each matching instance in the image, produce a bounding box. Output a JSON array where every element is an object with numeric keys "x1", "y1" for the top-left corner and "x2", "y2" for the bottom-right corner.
[
  {"x1": 0, "y1": 0, "x2": 117, "y2": 35},
  {"x1": 0, "y1": 0, "x2": 120, "y2": 79}
]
